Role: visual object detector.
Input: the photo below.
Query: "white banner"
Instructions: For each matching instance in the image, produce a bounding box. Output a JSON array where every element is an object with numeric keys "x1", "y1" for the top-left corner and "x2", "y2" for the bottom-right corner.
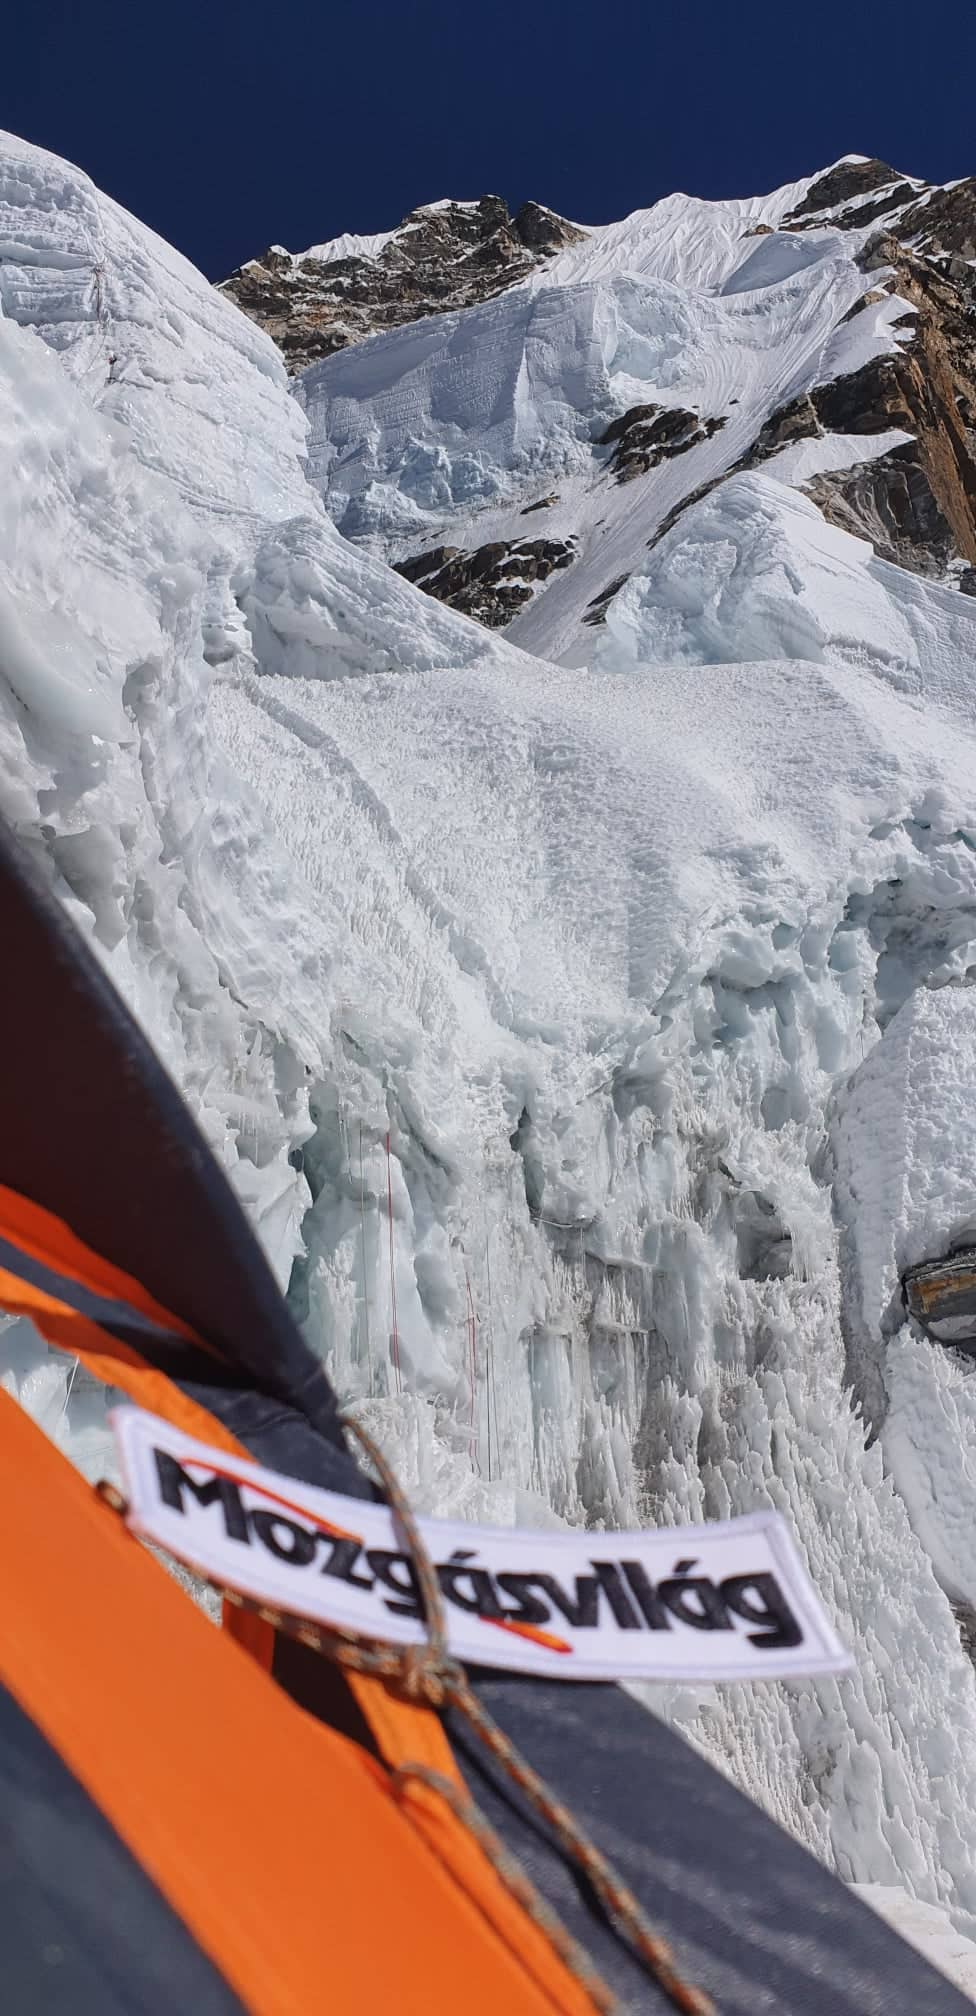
[{"x1": 111, "y1": 1407, "x2": 852, "y2": 1683}]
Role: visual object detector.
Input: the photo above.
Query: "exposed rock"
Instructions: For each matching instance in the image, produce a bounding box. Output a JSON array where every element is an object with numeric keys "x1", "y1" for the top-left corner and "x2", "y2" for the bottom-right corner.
[
  {"x1": 857, "y1": 243, "x2": 976, "y2": 567},
  {"x1": 220, "y1": 197, "x2": 585, "y2": 372},
  {"x1": 803, "y1": 441, "x2": 960, "y2": 576},
  {"x1": 394, "y1": 535, "x2": 576, "y2": 628},
  {"x1": 519, "y1": 494, "x2": 560, "y2": 515},
  {"x1": 898, "y1": 179, "x2": 976, "y2": 262},
  {"x1": 512, "y1": 200, "x2": 575, "y2": 252},
  {"x1": 582, "y1": 574, "x2": 631, "y2": 626},
  {"x1": 599, "y1": 404, "x2": 725, "y2": 482},
  {"x1": 746, "y1": 244, "x2": 976, "y2": 578},
  {"x1": 813, "y1": 356, "x2": 920, "y2": 434},
  {"x1": 829, "y1": 182, "x2": 919, "y2": 232},
  {"x1": 840, "y1": 289, "x2": 889, "y2": 322},
  {"x1": 749, "y1": 394, "x2": 821, "y2": 461},
  {"x1": 647, "y1": 479, "x2": 721, "y2": 549},
  {"x1": 394, "y1": 545, "x2": 461, "y2": 585},
  {"x1": 785, "y1": 157, "x2": 902, "y2": 221}
]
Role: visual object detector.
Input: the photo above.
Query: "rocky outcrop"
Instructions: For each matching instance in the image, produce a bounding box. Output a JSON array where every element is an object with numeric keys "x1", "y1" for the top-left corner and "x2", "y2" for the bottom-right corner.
[
  {"x1": 898, "y1": 180, "x2": 976, "y2": 263},
  {"x1": 394, "y1": 535, "x2": 576, "y2": 627},
  {"x1": 784, "y1": 157, "x2": 903, "y2": 222},
  {"x1": 220, "y1": 197, "x2": 585, "y2": 372},
  {"x1": 750, "y1": 355, "x2": 925, "y2": 457},
  {"x1": 582, "y1": 575, "x2": 630, "y2": 626},
  {"x1": 600, "y1": 404, "x2": 725, "y2": 482},
  {"x1": 646, "y1": 479, "x2": 720, "y2": 550},
  {"x1": 857, "y1": 237, "x2": 976, "y2": 568},
  {"x1": 746, "y1": 232, "x2": 976, "y2": 581},
  {"x1": 803, "y1": 441, "x2": 960, "y2": 575},
  {"x1": 829, "y1": 183, "x2": 919, "y2": 232}
]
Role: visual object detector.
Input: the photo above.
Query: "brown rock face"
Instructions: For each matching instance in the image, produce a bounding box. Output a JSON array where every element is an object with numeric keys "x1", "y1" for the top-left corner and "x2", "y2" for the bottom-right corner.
[
  {"x1": 746, "y1": 231, "x2": 976, "y2": 580},
  {"x1": 857, "y1": 241, "x2": 976, "y2": 570},
  {"x1": 804, "y1": 442, "x2": 960, "y2": 575},
  {"x1": 785, "y1": 157, "x2": 902, "y2": 221},
  {"x1": 897, "y1": 180, "x2": 976, "y2": 262},
  {"x1": 220, "y1": 197, "x2": 585, "y2": 372},
  {"x1": 394, "y1": 535, "x2": 576, "y2": 627},
  {"x1": 599, "y1": 404, "x2": 725, "y2": 482},
  {"x1": 828, "y1": 183, "x2": 919, "y2": 232}
]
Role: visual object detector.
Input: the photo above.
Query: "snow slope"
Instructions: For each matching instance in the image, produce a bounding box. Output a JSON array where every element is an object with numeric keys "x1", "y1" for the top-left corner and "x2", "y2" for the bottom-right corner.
[
  {"x1": 0, "y1": 131, "x2": 308, "y2": 522},
  {"x1": 5, "y1": 130, "x2": 976, "y2": 1983}
]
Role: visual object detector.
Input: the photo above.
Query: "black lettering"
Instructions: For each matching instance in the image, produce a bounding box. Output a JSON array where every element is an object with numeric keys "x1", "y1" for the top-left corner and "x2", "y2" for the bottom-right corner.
[
  {"x1": 590, "y1": 1561, "x2": 642, "y2": 1629},
  {"x1": 249, "y1": 1508, "x2": 316, "y2": 1566},
  {"x1": 366, "y1": 1549, "x2": 422, "y2": 1618},
  {"x1": 497, "y1": 1568, "x2": 647, "y2": 1631},
  {"x1": 620, "y1": 1560, "x2": 672, "y2": 1630},
  {"x1": 436, "y1": 1549, "x2": 505, "y2": 1619},
  {"x1": 720, "y1": 1572, "x2": 803, "y2": 1649},
  {"x1": 154, "y1": 1448, "x2": 249, "y2": 1544},
  {"x1": 658, "y1": 1559, "x2": 733, "y2": 1631},
  {"x1": 494, "y1": 1573, "x2": 553, "y2": 1627},
  {"x1": 319, "y1": 1535, "x2": 375, "y2": 1589},
  {"x1": 528, "y1": 1573, "x2": 599, "y2": 1628}
]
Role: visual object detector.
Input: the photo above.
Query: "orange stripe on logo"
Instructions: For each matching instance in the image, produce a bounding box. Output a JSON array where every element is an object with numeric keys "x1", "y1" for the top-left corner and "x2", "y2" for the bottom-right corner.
[
  {"x1": 482, "y1": 1617, "x2": 573, "y2": 1655},
  {"x1": 177, "y1": 1455, "x2": 574, "y2": 1656},
  {"x1": 182, "y1": 1456, "x2": 363, "y2": 1545}
]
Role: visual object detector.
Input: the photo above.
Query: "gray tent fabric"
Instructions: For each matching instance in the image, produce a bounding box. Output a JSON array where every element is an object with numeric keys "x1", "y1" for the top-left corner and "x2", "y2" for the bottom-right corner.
[
  {"x1": 1, "y1": 813, "x2": 972, "y2": 2013},
  {"x1": 449, "y1": 1680, "x2": 972, "y2": 2015},
  {"x1": 0, "y1": 1684, "x2": 245, "y2": 2016}
]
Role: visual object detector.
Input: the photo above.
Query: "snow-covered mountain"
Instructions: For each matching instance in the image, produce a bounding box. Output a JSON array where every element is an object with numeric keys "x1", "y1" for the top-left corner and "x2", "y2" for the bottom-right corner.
[
  {"x1": 220, "y1": 195, "x2": 585, "y2": 370},
  {"x1": 6, "y1": 126, "x2": 976, "y2": 1978},
  {"x1": 290, "y1": 155, "x2": 976, "y2": 650}
]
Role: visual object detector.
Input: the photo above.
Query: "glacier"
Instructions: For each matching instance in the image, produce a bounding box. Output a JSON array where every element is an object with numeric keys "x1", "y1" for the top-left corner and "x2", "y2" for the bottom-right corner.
[{"x1": 4, "y1": 126, "x2": 976, "y2": 1980}]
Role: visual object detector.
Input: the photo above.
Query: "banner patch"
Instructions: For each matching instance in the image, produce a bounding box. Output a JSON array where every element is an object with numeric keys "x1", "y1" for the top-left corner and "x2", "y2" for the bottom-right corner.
[{"x1": 111, "y1": 1407, "x2": 852, "y2": 1682}]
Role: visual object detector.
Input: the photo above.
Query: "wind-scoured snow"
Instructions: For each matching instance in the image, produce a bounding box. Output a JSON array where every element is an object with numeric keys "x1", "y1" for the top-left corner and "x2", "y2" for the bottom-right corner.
[
  {"x1": 536, "y1": 174, "x2": 816, "y2": 294},
  {"x1": 0, "y1": 130, "x2": 308, "y2": 521},
  {"x1": 4, "y1": 127, "x2": 976, "y2": 1990}
]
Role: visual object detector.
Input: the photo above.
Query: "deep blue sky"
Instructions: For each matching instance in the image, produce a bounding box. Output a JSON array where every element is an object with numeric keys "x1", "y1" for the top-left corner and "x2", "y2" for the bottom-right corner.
[{"x1": 3, "y1": 0, "x2": 974, "y2": 280}]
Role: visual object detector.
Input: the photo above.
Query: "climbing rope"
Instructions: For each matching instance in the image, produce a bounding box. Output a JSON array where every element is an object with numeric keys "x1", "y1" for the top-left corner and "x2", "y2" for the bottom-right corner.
[
  {"x1": 99, "y1": 1423, "x2": 715, "y2": 2016},
  {"x1": 341, "y1": 1418, "x2": 714, "y2": 2016}
]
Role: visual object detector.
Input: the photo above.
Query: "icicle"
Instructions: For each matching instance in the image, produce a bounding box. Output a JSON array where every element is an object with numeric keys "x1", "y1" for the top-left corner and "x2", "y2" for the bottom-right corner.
[
  {"x1": 465, "y1": 1265, "x2": 479, "y2": 1476},
  {"x1": 385, "y1": 1130, "x2": 401, "y2": 1395},
  {"x1": 359, "y1": 1121, "x2": 373, "y2": 1398},
  {"x1": 485, "y1": 1234, "x2": 499, "y2": 1484}
]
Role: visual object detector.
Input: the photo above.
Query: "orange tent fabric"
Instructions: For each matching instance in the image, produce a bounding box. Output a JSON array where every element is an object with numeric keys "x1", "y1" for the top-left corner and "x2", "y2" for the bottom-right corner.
[{"x1": 0, "y1": 1388, "x2": 599, "y2": 2016}]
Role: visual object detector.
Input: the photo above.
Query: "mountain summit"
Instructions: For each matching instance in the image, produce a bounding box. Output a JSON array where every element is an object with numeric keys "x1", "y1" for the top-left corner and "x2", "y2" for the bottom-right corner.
[
  {"x1": 220, "y1": 194, "x2": 584, "y2": 369},
  {"x1": 243, "y1": 155, "x2": 976, "y2": 645}
]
